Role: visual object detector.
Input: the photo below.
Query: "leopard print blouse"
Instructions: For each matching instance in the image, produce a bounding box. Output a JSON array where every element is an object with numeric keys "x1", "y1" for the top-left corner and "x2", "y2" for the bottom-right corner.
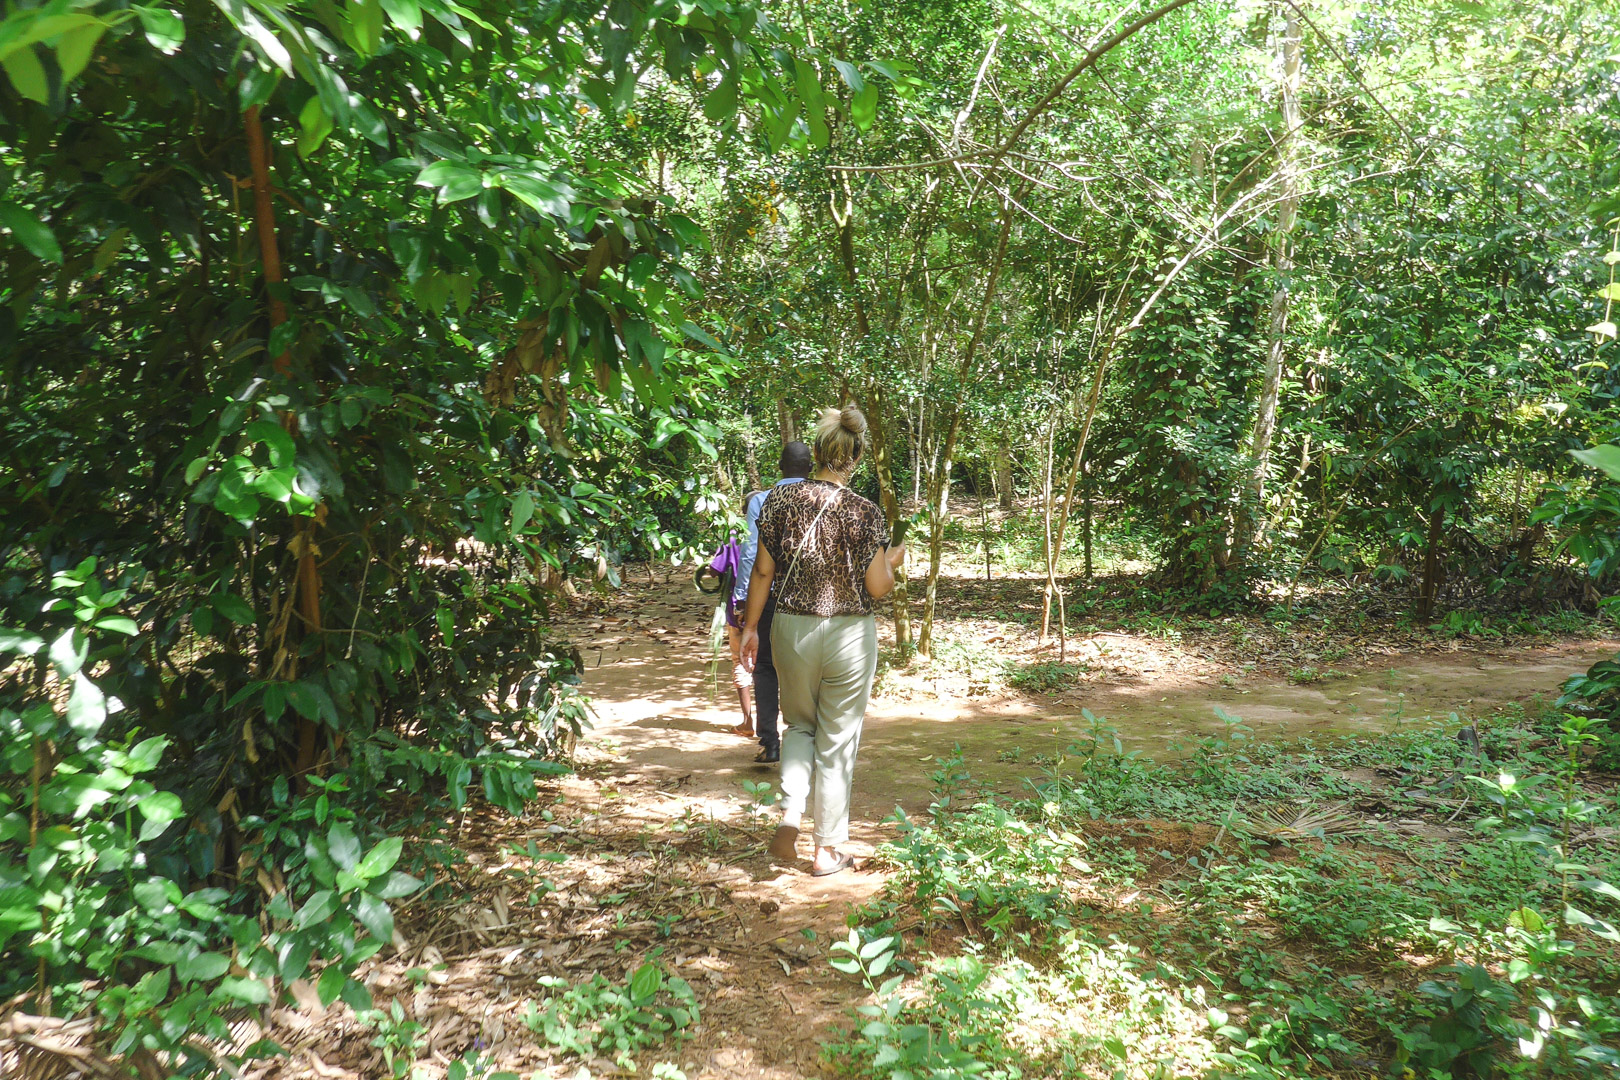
[{"x1": 757, "y1": 479, "x2": 889, "y2": 617}]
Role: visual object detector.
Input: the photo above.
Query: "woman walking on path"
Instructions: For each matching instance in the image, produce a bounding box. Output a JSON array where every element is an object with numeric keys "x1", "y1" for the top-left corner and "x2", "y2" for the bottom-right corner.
[{"x1": 739, "y1": 405, "x2": 905, "y2": 876}]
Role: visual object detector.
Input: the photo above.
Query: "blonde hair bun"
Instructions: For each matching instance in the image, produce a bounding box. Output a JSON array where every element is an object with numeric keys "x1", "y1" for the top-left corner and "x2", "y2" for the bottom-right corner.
[{"x1": 814, "y1": 404, "x2": 867, "y2": 474}]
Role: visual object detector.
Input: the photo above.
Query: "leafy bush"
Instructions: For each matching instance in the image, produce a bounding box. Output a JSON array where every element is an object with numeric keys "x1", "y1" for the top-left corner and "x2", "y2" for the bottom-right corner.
[{"x1": 1, "y1": 569, "x2": 416, "y2": 1073}]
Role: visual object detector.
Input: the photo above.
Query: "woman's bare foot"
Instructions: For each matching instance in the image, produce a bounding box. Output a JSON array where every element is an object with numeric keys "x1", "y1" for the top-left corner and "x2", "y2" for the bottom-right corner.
[{"x1": 729, "y1": 722, "x2": 754, "y2": 737}]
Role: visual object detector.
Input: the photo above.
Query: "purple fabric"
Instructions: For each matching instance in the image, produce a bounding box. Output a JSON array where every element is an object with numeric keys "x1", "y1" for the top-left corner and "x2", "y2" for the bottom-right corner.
[{"x1": 709, "y1": 538, "x2": 745, "y2": 627}]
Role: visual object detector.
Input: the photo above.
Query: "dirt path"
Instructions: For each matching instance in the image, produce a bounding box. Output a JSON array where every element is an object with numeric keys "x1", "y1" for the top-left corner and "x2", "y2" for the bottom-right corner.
[
  {"x1": 262, "y1": 576, "x2": 1614, "y2": 1080},
  {"x1": 571, "y1": 573, "x2": 1617, "y2": 832},
  {"x1": 528, "y1": 574, "x2": 1616, "y2": 1077}
]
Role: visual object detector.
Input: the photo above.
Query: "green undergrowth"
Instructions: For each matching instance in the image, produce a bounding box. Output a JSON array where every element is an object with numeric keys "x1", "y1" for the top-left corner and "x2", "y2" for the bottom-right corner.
[{"x1": 826, "y1": 708, "x2": 1620, "y2": 1079}]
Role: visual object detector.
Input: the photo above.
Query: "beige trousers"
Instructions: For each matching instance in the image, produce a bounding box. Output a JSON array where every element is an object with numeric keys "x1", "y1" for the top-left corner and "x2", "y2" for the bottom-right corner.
[{"x1": 770, "y1": 611, "x2": 878, "y2": 846}]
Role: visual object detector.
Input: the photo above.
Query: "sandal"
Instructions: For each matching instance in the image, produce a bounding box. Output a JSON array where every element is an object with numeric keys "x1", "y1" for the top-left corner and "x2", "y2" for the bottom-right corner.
[
  {"x1": 811, "y1": 852, "x2": 856, "y2": 877},
  {"x1": 729, "y1": 722, "x2": 755, "y2": 737},
  {"x1": 767, "y1": 824, "x2": 798, "y2": 862}
]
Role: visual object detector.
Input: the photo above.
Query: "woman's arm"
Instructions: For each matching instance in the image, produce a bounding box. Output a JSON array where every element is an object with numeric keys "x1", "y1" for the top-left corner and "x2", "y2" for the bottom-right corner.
[
  {"x1": 865, "y1": 543, "x2": 904, "y2": 599},
  {"x1": 739, "y1": 545, "x2": 776, "y2": 671}
]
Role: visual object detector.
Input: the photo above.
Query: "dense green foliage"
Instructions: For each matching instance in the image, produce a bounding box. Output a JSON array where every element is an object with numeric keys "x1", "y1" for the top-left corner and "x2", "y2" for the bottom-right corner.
[{"x1": 0, "y1": 0, "x2": 842, "y2": 1068}]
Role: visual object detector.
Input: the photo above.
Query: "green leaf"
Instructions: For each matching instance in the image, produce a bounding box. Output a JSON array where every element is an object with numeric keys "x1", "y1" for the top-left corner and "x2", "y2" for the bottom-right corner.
[
  {"x1": 49, "y1": 627, "x2": 87, "y2": 677},
  {"x1": 703, "y1": 74, "x2": 737, "y2": 122},
  {"x1": 297, "y1": 889, "x2": 339, "y2": 928},
  {"x1": 0, "y1": 629, "x2": 44, "y2": 657},
  {"x1": 354, "y1": 892, "x2": 394, "y2": 941},
  {"x1": 0, "y1": 201, "x2": 62, "y2": 263},
  {"x1": 792, "y1": 57, "x2": 829, "y2": 149},
  {"x1": 628, "y1": 962, "x2": 663, "y2": 1004},
  {"x1": 852, "y1": 82, "x2": 878, "y2": 131},
  {"x1": 55, "y1": 21, "x2": 106, "y2": 83},
  {"x1": 231, "y1": 6, "x2": 292, "y2": 74},
  {"x1": 177, "y1": 950, "x2": 230, "y2": 983},
  {"x1": 328, "y1": 822, "x2": 362, "y2": 872},
  {"x1": 245, "y1": 419, "x2": 296, "y2": 467},
  {"x1": 1, "y1": 46, "x2": 49, "y2": 105},
  {"x1": 355, "y1": 836, "x2": 403, "y2": 881},
  {"x1": 511, "y1": 490, "x2": 535, "y2": 533},
  {"x1": 340, "y1": 976, "x2": 372, "y2": 1012},
  {"x1": 297, "y1": 94, "x2": 333, "y2": 158},
  {"x1": 66, "y1": 673, "x2": 107, "y2": 736},
  {"x1": 859, "y1": 935, "x2": 894, "y2": 960},
  {"x1": 1508, "y1": 906, "x2": 1545, "y2": 932},
  {"x1": 370, "y1": 870, "x2": 422, "y2": 899},
  {"x1": 213, "y1": 592, "x2": 256, "y2": 625},
  {"x1": 317, "y1": 964, "x2": 346, "y2": 1006},
  {"x1": 348, "y1": 0, "x2": 384, "y2": 57},
  {"x1": 239, "y1": 63, "x2": 280, "y2": 109},
  {"x1": 417, "y1": 161, "x2": 482, "y2": 203},
  {"x1": 831, "y1": 59, "x2": 865, "y2": 94},
  {"x1": 1571, "y1": 444, "x2": 1620, "y2": 482},
  {"x1": 134, "y1": 7, "x2": 185, "y2": 52},
  {"x1": 220, "y1": 976, "x2": 272, "y2": 1004},
  {"x1": 139, "y1": 792, "x2": 184, "y2": 826},
  {"x1": 681, "y1": 322, "x2": 727, "y2": 354},
  {"x1": 95, "y1": 615, "x2": 139, "y2": 636},
  {"x1": 380, "y1": 0, "x2": 422, "y2": 38}
]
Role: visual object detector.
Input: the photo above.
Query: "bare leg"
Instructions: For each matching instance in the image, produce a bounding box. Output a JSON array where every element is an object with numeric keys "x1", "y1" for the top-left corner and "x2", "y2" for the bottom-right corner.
[{"x1": 731, "y1": 685, "x2": 755, "y2": 736}]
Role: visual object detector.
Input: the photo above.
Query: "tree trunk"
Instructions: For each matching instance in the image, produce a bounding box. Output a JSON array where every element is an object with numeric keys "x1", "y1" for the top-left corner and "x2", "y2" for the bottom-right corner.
[
  {"x1": 911, "y1": 396, "x2": 923, "y2": 504},
  {"x1": 778, "y1": 397, "x2": 796, "y2": 445},
  {"x1": 1082, "y1": 460, "x2": 1093, "y2": 579},
  {"x1": 1042, "y1": 323, "x2": 1114, "y2": 635},
  {"x1": 995, "y1": 438, "x2": 1014, "y2": 510},
  {"x1": 1234, "y1": 4, "x2": 1302, "y2": 565},
  {"x1": 1418, "y1": 505, "x2": 1444, "y2": 621},
  {"x1": 868, "y1": 386, "x2": 912, "y2": 650},
  {"x1": 247, "y1": 106, "x2": 326, "y2": 777},
  {"x1": 1040, "y1": 415, "x2": 1058, "y2": 642}
]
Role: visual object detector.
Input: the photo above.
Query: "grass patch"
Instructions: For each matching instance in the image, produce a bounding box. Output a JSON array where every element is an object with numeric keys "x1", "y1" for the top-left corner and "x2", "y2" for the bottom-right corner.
[
  {"x1": 1005, "y1": 660, "x2": 1086, "y2": 694},
  {"x1": 827, "y1": 710, "x2": 1620, "y2": 1079}
]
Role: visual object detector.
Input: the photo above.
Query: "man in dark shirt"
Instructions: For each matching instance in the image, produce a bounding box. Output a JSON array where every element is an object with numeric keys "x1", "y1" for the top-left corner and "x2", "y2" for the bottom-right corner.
[{"x1": 738, "y1": 441, "x2": 812, "y2": 763}]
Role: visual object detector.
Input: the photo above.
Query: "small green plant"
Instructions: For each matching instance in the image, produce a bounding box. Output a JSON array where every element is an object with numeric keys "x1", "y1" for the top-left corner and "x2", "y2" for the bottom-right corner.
[
  {"x1": 446, "y1": 1046, "x2": 519, "y2": 1080},
  {"x1": 741, "y1": 778, "x2": 779, "y2": 814},
  {"x1": 361, "y1": 1000, "x2": 424, "y2": 1079},
  {"x1": 524, "y1": 961, "x2": 699, "y2": 1070},
  {"x1": 828, "y1": 930, "x2": 990, "y2": 1080},
  {"x1": 1005, "y1": 660, "x2": 1084, "y2": 694},
  {"x1": 1394, "y1": 964, "x2": 1518, "y2": 1078},
  {"x1": 926, "y1": 746, "x2": 972, "y2": 825}
]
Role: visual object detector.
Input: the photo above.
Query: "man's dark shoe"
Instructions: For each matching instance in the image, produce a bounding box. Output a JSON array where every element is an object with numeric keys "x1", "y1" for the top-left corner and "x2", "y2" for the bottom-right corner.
[{"x1": 754, "y1": 746, "x2": 780, "y2": 763}]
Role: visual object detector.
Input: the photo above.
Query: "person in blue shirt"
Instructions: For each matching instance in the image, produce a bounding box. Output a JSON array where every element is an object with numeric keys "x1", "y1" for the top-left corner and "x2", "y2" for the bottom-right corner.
[{"x1": 734, "y1": 440, "x2": 813, "y2": 763}]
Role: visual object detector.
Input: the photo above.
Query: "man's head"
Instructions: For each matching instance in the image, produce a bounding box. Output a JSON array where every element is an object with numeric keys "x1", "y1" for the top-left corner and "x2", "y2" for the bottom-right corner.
[{"x1": 779, "y1": 440, "x2": 813, "y2": 479}]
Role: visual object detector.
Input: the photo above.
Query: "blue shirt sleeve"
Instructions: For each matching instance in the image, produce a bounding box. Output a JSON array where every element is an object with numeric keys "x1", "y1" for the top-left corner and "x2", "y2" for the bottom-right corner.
[{"x1": 734, "y1": 491, "x2": 766, "y2": 603}]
